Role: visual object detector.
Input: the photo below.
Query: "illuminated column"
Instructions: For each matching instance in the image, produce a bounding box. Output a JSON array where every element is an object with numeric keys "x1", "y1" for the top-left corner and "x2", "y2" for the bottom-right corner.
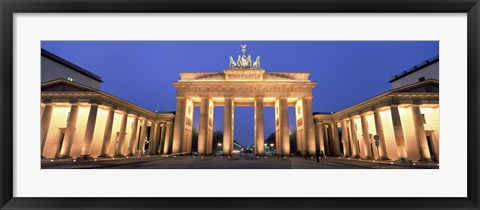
[
  {"x1": 114, "y1": 111, "x2": 128, "y2": 157},
  {"x1": 127, "y1": 115, "x2": 138, "y2": 156},
  {"x1": 255, "y1": 97, "x2": 265, "y2": 156},
  {"x1": 330, "y1": 122, "x2": 341, "y2": 157},
  {"x1": 223, "y1": 97, "x2": 233, "y2": 155},
  {"x1": 40, "y1": 101, "x2": 53, "y2": 157},
  {"x1": 316, "y1": 122, "x2": 325, "y2": 154},
  {"x1": 78, "y1": 102, "x2": 99, "y2": 159},
  {"x1": 172, "y1": 97, "x2": 186, "y2": 154},
  {"x1": 373, "y1": 109, "x2": 389, "y2": 160},
  {"x1": 302, "y1": 97, "x2": 316, "y2": 156},
  {"x1": 147, "y1": 121, "x2": 158, "y2": 155},
  {"x1": 411, "y1": 105, "x2": 432, "y2": 161},
  {"x1": 360, "y1": 114, "x2": 373, "y2": 159},
  {"x1": 58, "y1": 101, "x2": 79, "y2": 159},
  {"x1": 207, "y1": 99, "x2": 214, "y2": 155},
  {"x1": 98, "y1": 107, "x2": 115, "y2": 158},
  {"x1": 197, "y1": 97, "x2": 209, "y2": 155},
  {"x1": 324, "y1": 125, "x2": 331, "y2": 155},
  {"x1": 138, "y1": 118, "x2": 149, "y2": 155},
  {"x1": 41, "y1": 104, "x2": 45, "y2": 118},
  {"x1": 153, "y1": 123, "x2": 162, "y2": 154},
  {"x1": 341, "y1": 120, "x2": 351, "y2": 157},
  {"x1": 163, "y1": 121, "x2": 174, "y2": 154},
  {"x1": 349, "y1": 117, "x2": 361, "y2": 158},
  {"x1": 278, "y1": 97, "x2": 290, "y2": 156},
  {"x1": 390, "y1": 105, "x2": 409, "y2": 161},
  {"x1": 158, "y1": 123, "x2": 166, "y2": 154}
]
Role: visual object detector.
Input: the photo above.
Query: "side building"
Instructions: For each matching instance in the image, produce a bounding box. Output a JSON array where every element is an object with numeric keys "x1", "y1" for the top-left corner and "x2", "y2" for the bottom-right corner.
[
  {"x1": 41, "y1": 49, "x2": 175, "y2": 159},
  {"x1": 314, "y1": 56, "x2": 439, "y2": 162}
]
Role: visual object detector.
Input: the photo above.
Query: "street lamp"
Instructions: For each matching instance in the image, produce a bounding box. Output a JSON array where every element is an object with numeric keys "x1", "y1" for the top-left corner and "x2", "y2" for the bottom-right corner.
[
  {"x1": 217, "y1": 143, "x2": 222, "y2": 156},
  {"x1": 264, "y1": 143, "x2": 267, "y2": 157},
  {"x1": 270, "y1": 143, "x2": 275, "y2": 156}
]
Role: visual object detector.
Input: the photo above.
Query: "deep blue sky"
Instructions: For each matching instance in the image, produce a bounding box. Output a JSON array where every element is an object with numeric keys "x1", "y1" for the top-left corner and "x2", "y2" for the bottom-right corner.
[{"x1": 41, "y1": 41, "x2": 438, "y2": 146}]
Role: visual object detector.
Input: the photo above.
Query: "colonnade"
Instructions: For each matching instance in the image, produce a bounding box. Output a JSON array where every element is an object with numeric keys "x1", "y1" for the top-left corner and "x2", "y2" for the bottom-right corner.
[
  {"x1": 314, "y1": 121, "x2": 341, "y2": 157},
  {"x1": 316, "y1": 103, "x2": 439, "y2": 162},
  {"x1": 40, "y1": 99, "x2": 174, "y2": 159},
  {"x1": 171, "y1": 96, "x2": 317, "y2": 156}
]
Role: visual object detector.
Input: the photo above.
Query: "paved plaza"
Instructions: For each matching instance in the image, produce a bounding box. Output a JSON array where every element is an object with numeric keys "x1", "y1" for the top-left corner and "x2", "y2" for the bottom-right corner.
[{"x1": 41, "y1": 155, "x2": 439, "y2": 169}]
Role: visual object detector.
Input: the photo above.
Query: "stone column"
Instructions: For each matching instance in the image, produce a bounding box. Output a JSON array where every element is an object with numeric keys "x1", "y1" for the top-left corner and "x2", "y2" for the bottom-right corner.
[
  {"x1": 411, "y1": 105, "x2": 432, "y2": 161},
  {"x1": 279, "y1": 97, "x2": 290, "y2": 156},
  {"x1": 330, "y1": 122, "x2": 341, "y2": 157},
  {"x1": 78, "y1": 103, "x2": 99, "y2": 160},
  {"x1": 163, "y1": 121, "x2": 174, "y2": 154},
  {"x1": 158, "y1": 123, "x2": 166, "y2": 154},
  {"x1": 147, "y1": 121, "x2": 158, "y2": 155},
  {"x1": 349, "y1": 118, "x2": 361, "y2": 158},
  {"x1": 360, "y1": 114, "x2": 373, "y2": 159},
  {"x1": 373, "y1": 109, "x2": 389, "y2": 160},
  {"x1": 255, "y1": 97, "x2": 265, "y2": 156},
  {"x1": 172, "y1": 97, "x2": 186, "y2": 154},
  {"x1": 316, "y1": 122, "x2": 325, "y2": 154},
  {"x1": 197, "y1": 97, "x2": 209, "y2": 155},
  {"x1": 302, "y1": 97, "x2": 316, "y2": 156},
  {"x1": 390, "y1": 105, "x2": 409, "y2": 161},
  {"x1": 324, "y1": 125, "x2": 331, "y2": 155},
  {"x1": 127, "y1": 115, "x2": 138, "y2": 156},
  {"x1": 341, "y1": 120, "x2": 351, "y2": 157},
  {"x1": 99, "y1": 107, "x2": 115, "y2": 158},
  {"x1": 223, "y1": 97, "x2": 233, "y2": 155},
  {"x1": 138, "y1": 118, "x2": 149, "y2": 155},
  {"x1": 40, "y1": 101, "x2": 53, "y2": 157},
  {"x1": 58, "y1": 101, "x2": 79, "y2": 159},
  {"x1": 114, "y1": 111, "x2": 128, "y2": 157},
  {"x1": 41, "y1": 104, "x2": 45, "y2": 118}
]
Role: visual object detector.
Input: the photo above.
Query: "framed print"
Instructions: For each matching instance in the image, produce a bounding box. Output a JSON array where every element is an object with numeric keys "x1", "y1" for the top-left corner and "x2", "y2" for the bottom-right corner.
[{"x1": 1, "y1": 0, "x2": 479, "y2": 209}]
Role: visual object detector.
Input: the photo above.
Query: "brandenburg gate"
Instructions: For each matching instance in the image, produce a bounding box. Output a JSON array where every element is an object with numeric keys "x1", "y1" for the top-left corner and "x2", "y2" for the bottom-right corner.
[{"x1": 172, "y1": 45, "x2": 317, "y2": 156}]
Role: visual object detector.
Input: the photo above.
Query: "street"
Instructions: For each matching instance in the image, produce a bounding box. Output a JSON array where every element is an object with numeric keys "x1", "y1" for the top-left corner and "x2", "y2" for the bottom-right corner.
[{"x1": 41, "y1": 155, "x2": 439, "y2": 169}]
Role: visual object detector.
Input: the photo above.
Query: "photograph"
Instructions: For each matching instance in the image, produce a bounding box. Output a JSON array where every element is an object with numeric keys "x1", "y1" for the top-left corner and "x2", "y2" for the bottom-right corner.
[
  {"x1": 40, "y1": 41, "x2": 440, "y2": 169},
  {"x1": 2, "y1": 0, "x2": 478, "y2": 208}
]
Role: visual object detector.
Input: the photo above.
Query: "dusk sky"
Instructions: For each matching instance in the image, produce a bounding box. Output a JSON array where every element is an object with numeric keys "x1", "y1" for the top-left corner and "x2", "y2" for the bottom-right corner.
[{"x1": 41, "y1": 41, "x2": 439, "y2": 146}]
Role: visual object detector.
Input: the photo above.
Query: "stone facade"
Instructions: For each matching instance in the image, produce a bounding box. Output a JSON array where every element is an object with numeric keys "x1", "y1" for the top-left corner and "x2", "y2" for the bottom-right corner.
[
  {"x1": 172, "y1": 68, "x2": 317, "y2": 156},
  {"x1": 314, "y1": 80, "x2": 439, "y2": 162},
  {"x1": 41, "y1": 79, "x2": 174, "y2": 159}
]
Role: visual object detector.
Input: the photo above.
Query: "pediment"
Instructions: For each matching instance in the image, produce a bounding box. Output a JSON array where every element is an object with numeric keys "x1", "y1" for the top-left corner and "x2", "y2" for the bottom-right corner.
[
  {"x1": 393, "y1": 80, "x2": 439, "y2": 93},
  {"x1": 41, "y1": 79, "x2": 97, "y2": 92}
]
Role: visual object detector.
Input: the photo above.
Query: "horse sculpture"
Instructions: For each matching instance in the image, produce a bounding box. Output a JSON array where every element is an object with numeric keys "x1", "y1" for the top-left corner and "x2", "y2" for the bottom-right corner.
[
  {"x1": 253, "y1": 56, "x2": 261, "y2": 68},
  {"x1": 246, "y1": 55, "x2": 252, "y2": 68},
  {"x1": 229, "y1": 56, "x2": 236, "y2": 68}
]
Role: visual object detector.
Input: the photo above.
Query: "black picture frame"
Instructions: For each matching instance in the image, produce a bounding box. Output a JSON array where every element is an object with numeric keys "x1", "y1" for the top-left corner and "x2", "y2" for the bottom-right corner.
[{"x1": 1, "y1": 0, "x2": 479, "y2": 209}]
